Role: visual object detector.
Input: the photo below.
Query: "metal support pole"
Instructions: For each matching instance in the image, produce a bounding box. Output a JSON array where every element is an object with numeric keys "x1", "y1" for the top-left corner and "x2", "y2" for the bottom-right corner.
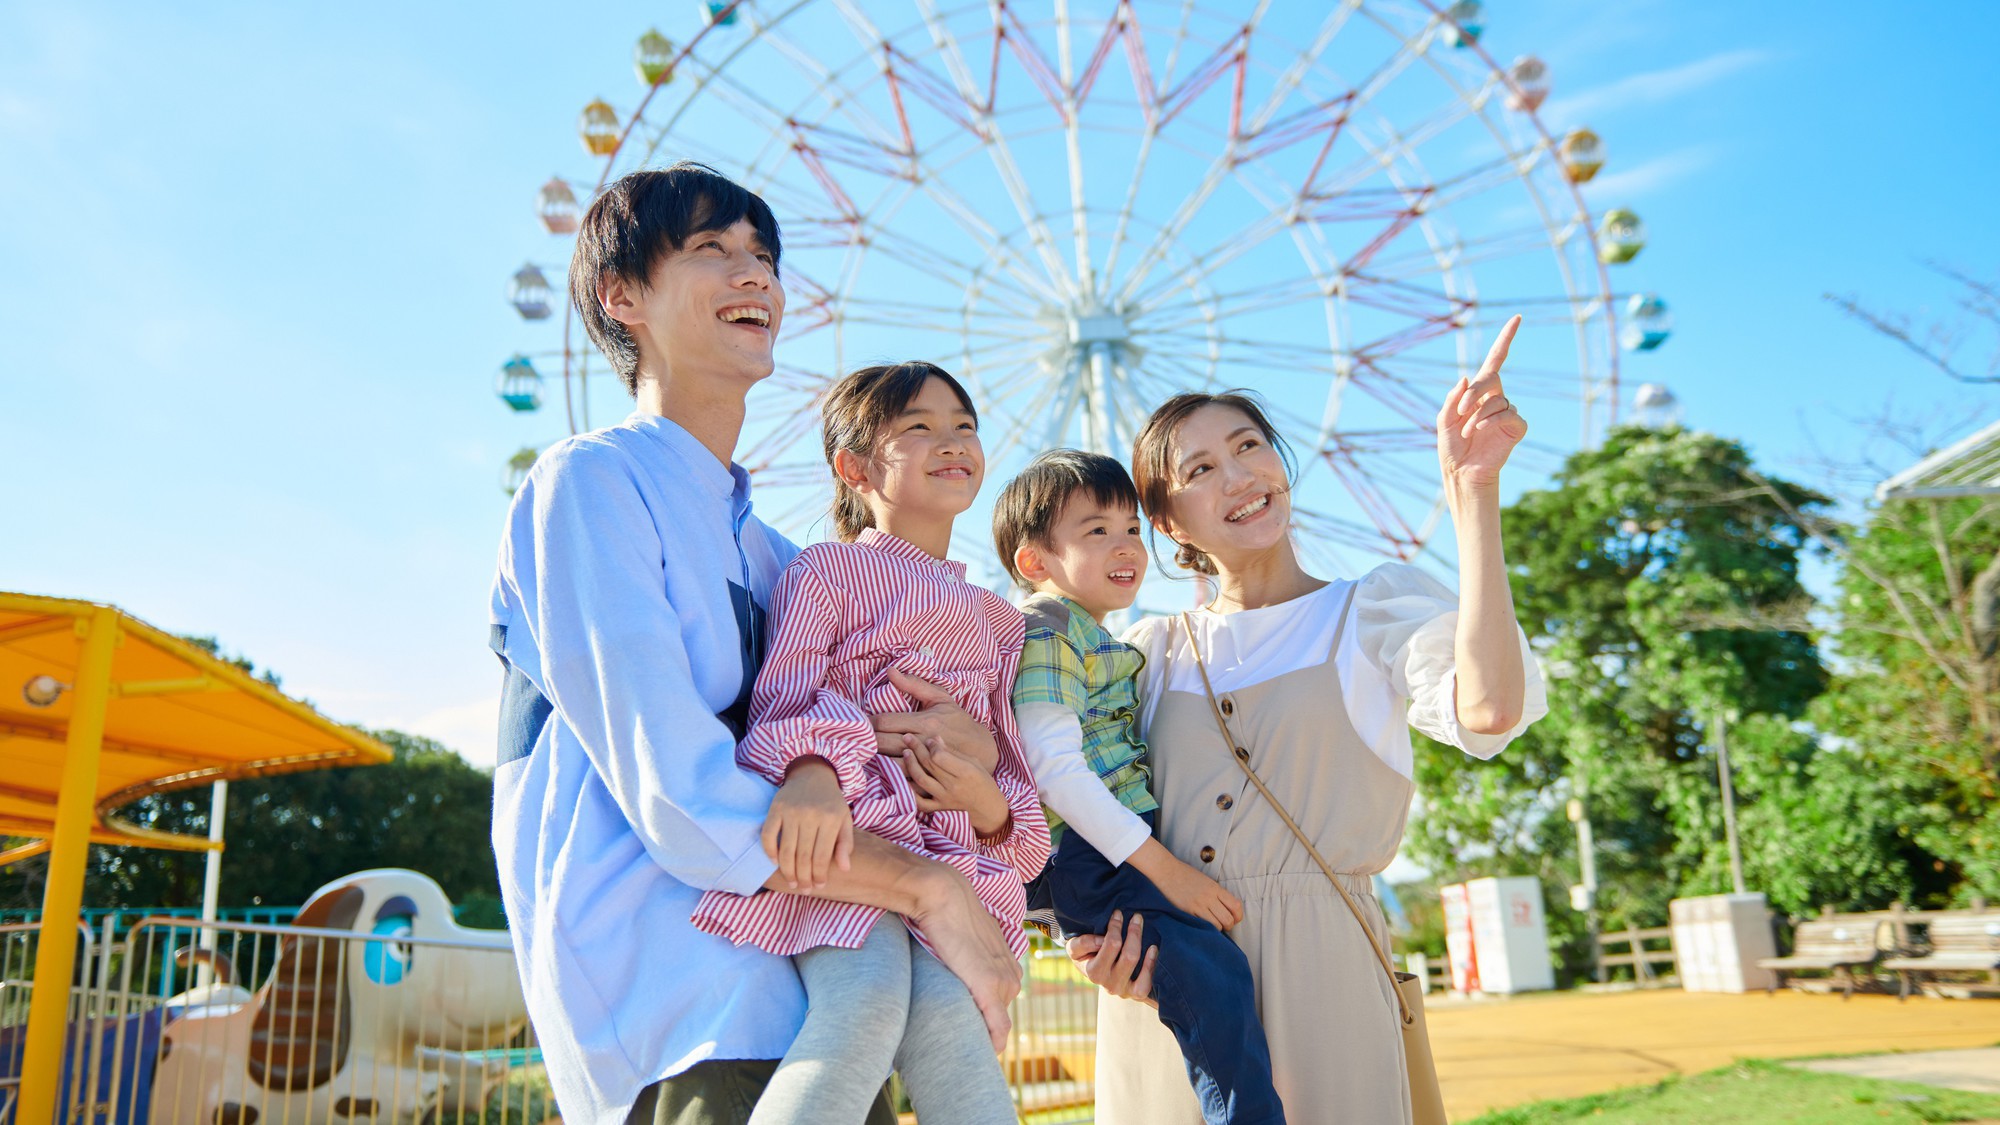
[
  {"x1": 197, "y1": 780, "x2": 229, "y2": 984},
  {"x1": 21, "y1": 606, "x2": 118, "y2": 1125},
  {"x1": 1580, "y1": 812, "x2": 1602, "y2": 982},
  {"x1": 1715, "y1": 711, "x2": 1745, "y2": 895}
]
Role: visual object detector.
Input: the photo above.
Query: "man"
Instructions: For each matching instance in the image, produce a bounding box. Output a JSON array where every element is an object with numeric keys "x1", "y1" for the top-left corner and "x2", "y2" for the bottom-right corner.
[{"x1": 489, "y1": 163, "x2": 1021, "y2": 1125}]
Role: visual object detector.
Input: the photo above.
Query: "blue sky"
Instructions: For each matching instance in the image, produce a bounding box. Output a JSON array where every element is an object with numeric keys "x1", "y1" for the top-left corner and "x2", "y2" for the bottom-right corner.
[{"x1": 4, "y1": 1, "x2": 1995, "y2": 767}]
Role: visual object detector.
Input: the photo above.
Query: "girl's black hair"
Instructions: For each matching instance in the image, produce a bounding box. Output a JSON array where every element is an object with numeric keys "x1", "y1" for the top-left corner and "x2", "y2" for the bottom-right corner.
[{"x1": 820, "y1": 362, "x2": 977, "y2": 540}]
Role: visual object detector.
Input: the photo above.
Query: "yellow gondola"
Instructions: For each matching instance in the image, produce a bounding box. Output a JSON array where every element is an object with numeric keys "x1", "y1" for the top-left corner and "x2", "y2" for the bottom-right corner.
[
  {"x1": 1559, "y1": 128, "x2": 1604, "y2": 184},
  {"x1": 580, "y1": 99, "x2": 621, "y2": 157}
]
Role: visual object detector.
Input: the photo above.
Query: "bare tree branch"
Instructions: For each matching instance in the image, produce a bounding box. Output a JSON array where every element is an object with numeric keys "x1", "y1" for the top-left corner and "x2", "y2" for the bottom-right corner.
[{"x1": 1825, "y1": 263, "x2": 2000, "y2": 384}]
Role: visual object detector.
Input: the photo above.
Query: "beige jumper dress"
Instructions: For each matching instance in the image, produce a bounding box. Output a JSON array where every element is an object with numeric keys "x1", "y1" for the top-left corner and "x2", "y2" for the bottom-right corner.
[{"x1": 1094, "y1": 586, "x2": 1415, "y2": 1125}]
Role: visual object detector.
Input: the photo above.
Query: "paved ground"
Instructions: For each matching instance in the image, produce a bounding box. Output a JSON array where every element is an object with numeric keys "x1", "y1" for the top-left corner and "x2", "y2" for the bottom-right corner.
[
  {"x1": 1792, "y1": 1046, "x2": 2000, "y2": 1094},
  {"x1": 1424, "y1": 988, "x2": 2000, "y2": 1120}
]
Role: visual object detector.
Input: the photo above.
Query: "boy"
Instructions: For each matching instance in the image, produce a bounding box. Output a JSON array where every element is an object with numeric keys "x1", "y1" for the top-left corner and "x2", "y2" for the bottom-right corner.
[
  {"x1": 993, "y1": 449, "x2": 1285, "y2": 1125},
  {"x1": 487, "y1": 163, "x2": 1021, "y2": 1125}
]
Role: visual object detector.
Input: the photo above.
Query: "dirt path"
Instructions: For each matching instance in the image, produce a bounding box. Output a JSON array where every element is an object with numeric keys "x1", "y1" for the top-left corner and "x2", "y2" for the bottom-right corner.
[{"x1": 1427, "y1": 989, "x2": 2000, "y2": 1120}]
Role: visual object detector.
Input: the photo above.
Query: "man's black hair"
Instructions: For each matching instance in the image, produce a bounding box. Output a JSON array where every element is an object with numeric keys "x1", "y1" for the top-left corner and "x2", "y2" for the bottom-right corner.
[
  {"x1": 992, "y1": 449, "x2": 1142, "y2": 589},
  {"x1": 568, "y1": 162, "x2": 783, "y2": 395}
]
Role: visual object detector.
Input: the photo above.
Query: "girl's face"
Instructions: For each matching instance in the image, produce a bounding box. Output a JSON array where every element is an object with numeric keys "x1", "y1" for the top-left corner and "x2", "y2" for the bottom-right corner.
[
  {"x1": 1154, "y1": 403, "x2": 1291, "y2": 566},
  {"x1": 848, "y1": 375, "x2": 984, "y2": 525}
]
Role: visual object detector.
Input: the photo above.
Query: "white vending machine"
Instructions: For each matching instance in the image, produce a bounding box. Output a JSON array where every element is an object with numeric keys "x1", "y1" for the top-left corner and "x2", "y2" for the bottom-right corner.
[
  {"x1": 1669, "y1": 892, "x2": 1776, "y2": 992},
  {"x1": 1440, "y1": 876, "x2": 1555, "y2": 994}
]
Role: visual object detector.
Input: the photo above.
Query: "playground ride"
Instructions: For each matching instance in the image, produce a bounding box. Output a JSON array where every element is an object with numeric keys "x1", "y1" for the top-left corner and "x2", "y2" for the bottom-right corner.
[
  {"x1": 145, "y1": 870, "x2": 531, "y2": 1125},
  {"x1": 495, "y1": 0, "x2": 1676, "y2": 577},
  {"x1": 0, "y1": 871, "x2": 537, "y2": 1125},
  {"x1": 0, "y1": 591, "x2": 391, "y2": 1125}
]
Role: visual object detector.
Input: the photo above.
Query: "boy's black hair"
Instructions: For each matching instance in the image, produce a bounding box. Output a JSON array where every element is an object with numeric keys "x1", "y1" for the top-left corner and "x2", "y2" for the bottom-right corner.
[
  {"x1": 992, "y1": 449, "x2": 1141, "y2": 589},
  {"x1": 569, "y1": 162, "x2": 783, "y2": 395}
]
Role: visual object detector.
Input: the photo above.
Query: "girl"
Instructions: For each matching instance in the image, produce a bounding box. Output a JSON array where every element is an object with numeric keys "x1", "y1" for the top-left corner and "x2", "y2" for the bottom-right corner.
[{"x1": 694, "y1": 361, "x2": 1050, "y2": 1125}]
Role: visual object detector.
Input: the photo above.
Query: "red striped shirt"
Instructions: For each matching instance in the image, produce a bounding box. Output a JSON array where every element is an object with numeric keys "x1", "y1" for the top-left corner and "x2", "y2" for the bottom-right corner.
[{"x1": 692, "y1": 528, "x2": 1051, "y2": 959}]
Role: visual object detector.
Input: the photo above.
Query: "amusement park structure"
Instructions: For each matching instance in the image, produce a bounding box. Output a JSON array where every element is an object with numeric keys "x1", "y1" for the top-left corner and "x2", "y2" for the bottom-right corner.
[{"x1": 493, "y1": 0, "x2": 1674, "y2": 583}]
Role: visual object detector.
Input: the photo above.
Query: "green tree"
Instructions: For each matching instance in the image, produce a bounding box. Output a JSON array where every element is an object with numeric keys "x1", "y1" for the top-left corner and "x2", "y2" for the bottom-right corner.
[
  {"x1": 1405, "y1": 425, "x2": 1876, "y2": 980},
  {"x1": 1806, "y1": 494, "x2": 2000, "y2": 905}
]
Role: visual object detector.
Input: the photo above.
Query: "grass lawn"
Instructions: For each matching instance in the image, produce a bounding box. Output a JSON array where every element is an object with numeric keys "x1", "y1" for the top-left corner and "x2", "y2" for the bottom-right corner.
[{"x1": 1463, "y1": 1059, "x2": 2000, "y2": 1123}]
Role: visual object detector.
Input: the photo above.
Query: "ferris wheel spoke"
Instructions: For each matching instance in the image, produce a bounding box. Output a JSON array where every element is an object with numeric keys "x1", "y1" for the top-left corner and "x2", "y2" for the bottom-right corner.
[
  {"x1": 1130, "y1": 270, "x2": 1325, "y2": 325},
  {"x1": 907, "y1": 1, "x2": 1082, "y2": 303},
  {"x1": 1096, "y1": 0, "x2": 1197, "y2": 286},
  {"x1": 1115, "y1": 0, "x2": 1353, "y2": 309},
  {"x1": 1293, "y1": 503, "x2": 1404, "y2": 554},
  {"x1": 1348, "y1": 358, "x2": 1453, "y2": 430},
  {"x1": 1055, "y1": 0, "x2": 1098, "y2": 301},
  {"x1": 1321, "y1": 450, "x2": 1422, "y2": 551},
  {"x1": 1120, "y1": 206, "x2": 1301, "y2": 314},
  {"x1": 1362, "y1": 220, "x2": 1583, "y2": 281},
  {"x1": 687, "y1": 24, "x2": 1071, "y2": 308}
]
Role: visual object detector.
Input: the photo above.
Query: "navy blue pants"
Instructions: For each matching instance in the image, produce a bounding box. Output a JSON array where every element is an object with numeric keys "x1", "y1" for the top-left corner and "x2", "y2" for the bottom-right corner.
[{"x1": 1028, "y1": 811, "x2": 1285, "y2": 1125}]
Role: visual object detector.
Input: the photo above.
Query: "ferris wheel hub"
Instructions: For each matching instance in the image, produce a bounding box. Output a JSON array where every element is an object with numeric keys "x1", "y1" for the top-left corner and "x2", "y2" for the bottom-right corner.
[{"x1": 1067, "y1": 309, "x2": 1131, "y2": 346}]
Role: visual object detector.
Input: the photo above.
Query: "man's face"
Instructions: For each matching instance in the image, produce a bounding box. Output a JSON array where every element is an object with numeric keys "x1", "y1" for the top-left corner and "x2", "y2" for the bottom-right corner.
[
  {"x1": 1023, "y1": 496, "x2": 1145, "y2": 620},
  {"x1": 628, "y1": 217, "x2": 785, "y2": 391}
]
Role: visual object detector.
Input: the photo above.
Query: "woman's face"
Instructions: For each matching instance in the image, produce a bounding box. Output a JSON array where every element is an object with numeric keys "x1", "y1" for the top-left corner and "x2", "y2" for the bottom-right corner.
[{"x1": 1155, "y1": 403, "x2": 1291, "y2": 566}]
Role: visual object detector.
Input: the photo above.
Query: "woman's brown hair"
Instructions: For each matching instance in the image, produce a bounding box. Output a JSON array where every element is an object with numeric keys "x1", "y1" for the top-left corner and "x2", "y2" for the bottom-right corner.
[
  {"x1": 819, "y1": 361, "x2": 978, "y2": 541},
  {"x1": 1130, "y1": 390, "x2": 1296, "y2": 576}
]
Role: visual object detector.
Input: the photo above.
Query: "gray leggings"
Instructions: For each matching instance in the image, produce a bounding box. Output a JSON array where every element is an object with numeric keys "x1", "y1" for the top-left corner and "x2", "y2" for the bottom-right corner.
[{"x1": 747, "y1": 915, "x2": 1017, "y2": 1125}]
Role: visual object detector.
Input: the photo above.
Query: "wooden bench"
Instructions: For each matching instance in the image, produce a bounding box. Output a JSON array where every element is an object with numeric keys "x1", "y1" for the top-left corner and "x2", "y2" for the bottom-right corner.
[
  {"x1": 1757, "y1": 918, "x2": 1884, "y2": 998},
  {"x1": 1883, "y1": 913, "x2": 2000, "y2": 1000}
]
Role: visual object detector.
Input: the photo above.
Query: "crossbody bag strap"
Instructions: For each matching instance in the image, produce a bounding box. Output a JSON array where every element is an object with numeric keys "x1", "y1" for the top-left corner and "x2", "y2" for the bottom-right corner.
[{"x1": 1178, "y1": 588, "x2": 1415, "y2": 1027}]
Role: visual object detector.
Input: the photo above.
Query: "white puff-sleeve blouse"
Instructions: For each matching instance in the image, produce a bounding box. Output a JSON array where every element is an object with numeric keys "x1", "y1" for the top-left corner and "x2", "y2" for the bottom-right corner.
[{"x1": 1121, "y1": 562, "x2": 1549, "y2": 780}]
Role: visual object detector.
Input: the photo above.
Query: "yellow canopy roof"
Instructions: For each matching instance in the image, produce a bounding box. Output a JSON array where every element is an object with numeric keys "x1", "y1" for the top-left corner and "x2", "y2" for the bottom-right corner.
[{"x1": 0, "y1": 591, "x2": 392, "y2": 853}]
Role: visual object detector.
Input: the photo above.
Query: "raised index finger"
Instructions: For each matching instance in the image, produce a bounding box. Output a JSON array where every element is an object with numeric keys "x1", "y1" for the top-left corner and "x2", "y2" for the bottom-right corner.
[{"x1": 1477, "y1": 314, "x2": 1522, "y2": 383}]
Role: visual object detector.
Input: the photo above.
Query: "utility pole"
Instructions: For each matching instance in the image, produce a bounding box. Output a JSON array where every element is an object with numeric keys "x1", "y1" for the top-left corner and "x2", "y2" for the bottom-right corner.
[
  {"x1": 1567, "y1": 796, "x2": 1602, "y2": 982},
  {"x1": 1715, "y1": 710, "x2": 1745, "y2": 894}
]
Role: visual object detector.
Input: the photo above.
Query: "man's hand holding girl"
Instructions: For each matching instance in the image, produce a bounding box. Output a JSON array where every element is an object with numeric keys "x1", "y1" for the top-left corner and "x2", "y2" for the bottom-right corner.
[{"x1": 872, "y1": 668, "x2": 1000, "y2": 773}]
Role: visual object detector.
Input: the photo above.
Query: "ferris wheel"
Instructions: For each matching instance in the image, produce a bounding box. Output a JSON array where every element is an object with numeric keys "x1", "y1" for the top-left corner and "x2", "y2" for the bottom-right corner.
[{"x1": 496, "y1": 0, "x2": 1672, "y2": 586}]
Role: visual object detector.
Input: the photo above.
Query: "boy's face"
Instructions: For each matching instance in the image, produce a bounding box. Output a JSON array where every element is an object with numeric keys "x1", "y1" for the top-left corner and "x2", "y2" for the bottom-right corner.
[
  {"x1": 1021, "y1": 495, "x2": 1145, "y2": 620},
  {"x1": 846, "y1": 375, "x2": 985, "y2": 527},
  {"x1": 613, "y1": 217, "x2": 785, "y2": 393}
]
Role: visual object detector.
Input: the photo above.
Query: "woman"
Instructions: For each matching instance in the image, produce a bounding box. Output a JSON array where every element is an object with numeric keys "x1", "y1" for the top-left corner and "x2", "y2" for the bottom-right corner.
[{"x1": 1071, "y1": 318, "x2": 1548, "y2": 1122}]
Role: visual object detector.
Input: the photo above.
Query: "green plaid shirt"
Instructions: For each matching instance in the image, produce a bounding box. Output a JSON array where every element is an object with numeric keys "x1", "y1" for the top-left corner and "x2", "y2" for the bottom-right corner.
[{"x1": 1012, "y1": 594, "x2": 1157, "y2": 844}]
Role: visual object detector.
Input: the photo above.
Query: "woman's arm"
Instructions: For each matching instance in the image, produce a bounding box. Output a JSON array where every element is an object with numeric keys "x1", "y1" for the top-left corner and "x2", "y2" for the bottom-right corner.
[{"x1": 1437, "y1": 316, "x2": 1532, "y2": 735}]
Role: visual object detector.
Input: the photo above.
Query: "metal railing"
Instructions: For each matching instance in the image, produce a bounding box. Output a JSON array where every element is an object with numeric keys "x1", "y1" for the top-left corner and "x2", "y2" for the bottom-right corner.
[
  {"x1": 1002, "y1": 931, "x2": 1098, "y2": 1122},
  {"x1": 0, "y1": 920, "x2": 101, "y2": 1125},
  {"x1": 2, "y1": 918, "x2": 1103, "y2": 1125},
  {"x1": 0, "y1": 909, "x2": 302, "y2": 944}
]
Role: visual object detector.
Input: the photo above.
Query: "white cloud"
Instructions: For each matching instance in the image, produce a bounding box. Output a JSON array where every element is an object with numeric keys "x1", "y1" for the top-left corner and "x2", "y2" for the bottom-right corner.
[
  {"x1": 1579, "y1": 146, "x2": 1717, "y2": 202},
  {"x1": 396, "y1": 696, "x2": 501, "y2": 769},
  {"x1": 1543, "y1": 48, "x2": 1776, "y2": 125}
]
